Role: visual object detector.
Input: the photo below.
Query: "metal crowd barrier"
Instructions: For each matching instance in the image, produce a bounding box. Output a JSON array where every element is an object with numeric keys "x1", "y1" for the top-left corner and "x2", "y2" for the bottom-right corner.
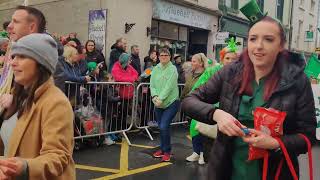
[
  {"x1": 65, "y1": 81, "x2": 135, "y2": 146},
  {"x1": 134, "y1": 83, "x2": 187, "y2": 140}
]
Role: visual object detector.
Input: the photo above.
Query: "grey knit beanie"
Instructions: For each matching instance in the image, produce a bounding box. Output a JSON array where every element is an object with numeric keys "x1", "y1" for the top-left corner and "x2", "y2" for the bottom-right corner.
[{"x1": 11, "y1": 33, "x2": 58, "y2": 74}]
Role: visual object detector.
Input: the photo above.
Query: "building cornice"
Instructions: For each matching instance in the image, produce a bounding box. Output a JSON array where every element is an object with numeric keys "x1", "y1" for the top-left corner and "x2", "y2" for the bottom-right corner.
[
  {"x1": 0, "y1": 0, "x2": 64, "y2": 10},
  {"x1": 165, "y1": 0, "x2": 222, "y2": 16},
  {"x1": 222, "y1": 14, "x2": 250, "y2": 25}
]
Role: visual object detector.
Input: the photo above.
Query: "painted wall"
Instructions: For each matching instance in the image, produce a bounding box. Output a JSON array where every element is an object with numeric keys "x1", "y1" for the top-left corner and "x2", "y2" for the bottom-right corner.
[{"x1": 0, "y1": 0, "x2": 219, "y2": 63}]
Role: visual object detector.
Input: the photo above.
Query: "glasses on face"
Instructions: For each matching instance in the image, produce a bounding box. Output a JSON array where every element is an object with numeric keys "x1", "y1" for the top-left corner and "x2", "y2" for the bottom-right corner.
[{"x1": 160, "y1": 54, "x2": 169, "y2": 57}]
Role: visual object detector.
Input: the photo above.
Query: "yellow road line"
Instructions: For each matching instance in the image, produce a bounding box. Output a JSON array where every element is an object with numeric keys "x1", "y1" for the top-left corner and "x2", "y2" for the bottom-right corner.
[
  {"x1": 116, "y1": 142, "x2": 155, "y2": 149},
  {"x1": 186, "y1": 135, "x2": 192, "y2": 141},
  {"x1": 120, "y1": 140, "x2": 129, "y2": 172},
  {"x1": 93, "y1": 162, "x2": 172, "y2": 180},
  {"x1": 129, "y1": 143, "x2": 155, "y2": 149},
  {"x1": 75, "y1": 164, "x2": 119, "y2": 173}
]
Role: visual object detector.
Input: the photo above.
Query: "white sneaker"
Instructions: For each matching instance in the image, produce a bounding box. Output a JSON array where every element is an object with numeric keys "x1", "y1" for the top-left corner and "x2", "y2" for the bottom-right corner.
[
  {"x1": 198, "y1": 152, "x2": 205, "y2": 165},
  {"x1": 104, "y1": 136, "x2": 115, "y2": 146},
  {"x1": 186, "y1": 152, "x2": 199, "y2": 162},
  {"x1": 147, "y1": 121, "x2": 158, "y2": 127}
]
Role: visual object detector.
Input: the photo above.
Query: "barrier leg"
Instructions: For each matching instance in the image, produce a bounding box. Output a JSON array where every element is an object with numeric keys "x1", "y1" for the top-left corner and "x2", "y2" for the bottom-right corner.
[
  {"x1": 122, "y1": 131, "x2": 132, "y2": 145},
  {"x1": 145, "y1": 127, "x2": 154, "y2": 141}
]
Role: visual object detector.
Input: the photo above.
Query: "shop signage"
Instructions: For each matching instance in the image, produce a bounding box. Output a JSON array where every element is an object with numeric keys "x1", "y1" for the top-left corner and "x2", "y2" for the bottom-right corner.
[
  {"x1": 305, "y1": 31, "x2": 314, "y2": 42},
  {"x1": 312, "y1": 84, "x2": 320, "y2": 140},
  {"x1": 153, "y1": 0, "x2": 213, "y2": 30},
  {"x1": 215, "y1": 32, "x2": 229, "y2": 44},
  {"x1": 315, "y1": 47, "x2": 320, "y2": 53},
  {"x1": 88, "y1": 9, "x2": 107, "y2": 55}
]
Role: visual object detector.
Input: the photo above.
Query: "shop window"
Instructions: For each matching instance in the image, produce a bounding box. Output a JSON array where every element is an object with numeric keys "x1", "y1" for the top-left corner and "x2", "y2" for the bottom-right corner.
[
  {"x1": 150, "y1": 20, "x2": 188, "y2": 60},
  {"x1": 158, "y1": 22, "x2": 179, "y2": 40},
  {"x1": 257, "y1": 0, "x2": 264, "y2": 12},
  {"x1": 151, "y1": 20, "x2": 158, "y2": 37},
  {"x1": 225, "y1": 0, "x2": 239, "y2": 10},
  {"x1": 179, "y1": 27, "x2": 188, "y2": 41},
  {"x1": 150, "y1": 38, "x2": 187, "y2": 61},
  {"x1": 310, "y1": 0, "x2": 315, "y2": 12}
]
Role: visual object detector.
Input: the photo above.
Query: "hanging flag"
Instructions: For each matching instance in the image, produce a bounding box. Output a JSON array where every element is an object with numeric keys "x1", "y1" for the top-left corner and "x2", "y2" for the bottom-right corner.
[{"x1": 305, "y1": 53, "x2": 320, "y2": 81}]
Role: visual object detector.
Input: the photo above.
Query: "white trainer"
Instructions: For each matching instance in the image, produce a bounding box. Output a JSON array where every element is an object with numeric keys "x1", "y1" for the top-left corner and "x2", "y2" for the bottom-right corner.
[
  {"x1": 186, "y1": 152, "x2": 200, "y2": 162},
  {"x1": 198, "y1": 152, "x2": 205, "y2": 165},
  {"x1": 104, "y1": 136, "x2": 115, "y2": 146}
]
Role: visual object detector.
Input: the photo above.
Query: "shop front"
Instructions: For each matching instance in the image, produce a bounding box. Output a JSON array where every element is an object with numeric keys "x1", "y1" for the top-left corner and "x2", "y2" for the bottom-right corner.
[
  {"x1": 151, "y1": 0, "x2": 219, "y2": 61},
  {"x1": 215, "y1": 15, "x2": 249, "y2": 61}
]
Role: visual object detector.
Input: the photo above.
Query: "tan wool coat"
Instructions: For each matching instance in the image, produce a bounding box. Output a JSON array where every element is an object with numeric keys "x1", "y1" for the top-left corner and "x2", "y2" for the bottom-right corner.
[{"x1": 0, "y1": 79, "x2": 75, "y2": 180}]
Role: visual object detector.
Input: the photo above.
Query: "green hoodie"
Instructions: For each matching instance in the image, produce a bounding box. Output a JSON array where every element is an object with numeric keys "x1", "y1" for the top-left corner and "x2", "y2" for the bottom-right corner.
[{"x1": 150, "y1": 61, "x2": 179, "y2": 108}]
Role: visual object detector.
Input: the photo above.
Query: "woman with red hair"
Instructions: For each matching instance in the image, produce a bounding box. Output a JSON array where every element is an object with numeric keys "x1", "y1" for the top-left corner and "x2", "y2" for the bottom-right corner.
[
  {"x1": 182, "y1": 15, "x2": 316, "y2": 180},
  {"x1": 219, "y1": 45, "x2": 238, "y2": 65}
]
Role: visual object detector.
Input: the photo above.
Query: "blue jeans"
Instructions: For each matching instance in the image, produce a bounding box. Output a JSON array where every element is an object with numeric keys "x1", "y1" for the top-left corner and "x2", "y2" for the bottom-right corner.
[
  {"x1": 155, "y1": 100, "x2": 179, "y2": 153},
  {"x1": 192, "y1": 135, "x2": 203, "y2": 154}
]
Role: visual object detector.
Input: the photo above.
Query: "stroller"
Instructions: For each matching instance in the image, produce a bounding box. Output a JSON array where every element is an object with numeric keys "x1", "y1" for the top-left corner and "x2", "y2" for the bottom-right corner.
[{"x1": 73, "y1": 87, "x2": 105, "y2": 150}]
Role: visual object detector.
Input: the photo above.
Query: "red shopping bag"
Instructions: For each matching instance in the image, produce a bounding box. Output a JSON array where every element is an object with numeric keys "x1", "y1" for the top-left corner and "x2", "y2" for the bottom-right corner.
[{"x1": 248, "y1": 107, "x2": 286, "y2": 160}]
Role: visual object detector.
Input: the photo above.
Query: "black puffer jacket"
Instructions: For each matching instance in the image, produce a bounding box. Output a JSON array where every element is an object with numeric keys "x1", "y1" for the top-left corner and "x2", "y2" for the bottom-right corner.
[
  {"x1": 53, "y1": 40, "x2": 66, "y2": 92},
  {"x1": 86, "y1": 51, "x2": 106, "y2": 66},
  {"x1": 108, "y1": 44, "x2": 125, "y2": 73},
  {"x1": 131, "y1": 53, "x2": 142, "y2": 75},
  {"x1": 182, "y1": 51, "x2": 317, "y2": 180}
]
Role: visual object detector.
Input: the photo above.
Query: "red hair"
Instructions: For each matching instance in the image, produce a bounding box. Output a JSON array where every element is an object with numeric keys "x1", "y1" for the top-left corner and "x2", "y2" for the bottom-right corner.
[
  {"x1": 237, "y1": 16, "x2": 288, "y2": 101},
  {"x1": 237, "y1": 50, "x2": 288, "y2": 101}
]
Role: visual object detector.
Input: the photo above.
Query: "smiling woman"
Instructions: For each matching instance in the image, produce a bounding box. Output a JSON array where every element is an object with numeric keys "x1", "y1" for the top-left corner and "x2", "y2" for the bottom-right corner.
[
  {"x1": 0, "y1": 33, "x2": 75, "y2": 180},
  {"x1": 182, "y1": 16, "x2": 317, "y2": 180}
]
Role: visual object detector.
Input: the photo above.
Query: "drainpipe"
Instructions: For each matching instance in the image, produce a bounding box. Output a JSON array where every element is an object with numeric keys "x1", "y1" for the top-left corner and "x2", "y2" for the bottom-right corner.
[
  {"x1": 315, "y1": 1, "x2": 320, "y2": 49},
  {"x1": 288, "y1": 0, "x2": 294, "y2": 51}
]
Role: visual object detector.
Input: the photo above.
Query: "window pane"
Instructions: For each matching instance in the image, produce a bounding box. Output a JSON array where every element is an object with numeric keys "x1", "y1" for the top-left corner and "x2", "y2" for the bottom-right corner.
[
  {"x1": 232, "y1": 0, "x2": 239, "y2": 10},
  {"x1": 151, "y1": 20, "x2": 158, "y2": 37},
  {"x1": 179, "y1": 26, "x2": 188, "y2": 41},
  {"x1": 225, "y1": 0, "x2": 232, "y2": 7},
  {"x1": 159, "y1": 22, "x2": 179, "y2": 40},
  {"x1": 257, "y1": 0, "x2": 264, "y2": 12},
  {"x1": 276, "y1": 0, "x2": 284, "y2": 22}
]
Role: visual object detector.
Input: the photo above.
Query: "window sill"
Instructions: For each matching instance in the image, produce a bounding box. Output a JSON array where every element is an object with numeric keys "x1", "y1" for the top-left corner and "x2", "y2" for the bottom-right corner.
[
  {"x1": 299, "y1": 6, "x2": 305, "y2": 11},
  {"x1": 218, "y1": 4, "x2": 239, "y2": 14}
]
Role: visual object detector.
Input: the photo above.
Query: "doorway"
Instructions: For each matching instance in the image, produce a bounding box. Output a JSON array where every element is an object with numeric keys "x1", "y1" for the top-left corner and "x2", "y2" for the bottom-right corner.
[{"x1": 188, "y1": 28, "x2": 209, "y2": 57}]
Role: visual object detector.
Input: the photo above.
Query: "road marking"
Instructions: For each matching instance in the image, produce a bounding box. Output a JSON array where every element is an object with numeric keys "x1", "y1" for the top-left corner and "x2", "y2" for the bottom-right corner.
[
  {"x1": 120, "y1": 139, "x2": 129, "y2": 172},
  {"x1": 75, "y1": 164, "x2": 119, "y2": 173},
  {"x1": 129, "y1": 143, "x2": 155, "y2": 149},
  {"x1": 93, "y1": 162, "x2": 171, "y2": 180},
  {"x1": 76, "y1": 139, "x2": 167, "y2": 179},
  {"x1": 115, "y1": 142, "x2": 155, "y2": 149}
]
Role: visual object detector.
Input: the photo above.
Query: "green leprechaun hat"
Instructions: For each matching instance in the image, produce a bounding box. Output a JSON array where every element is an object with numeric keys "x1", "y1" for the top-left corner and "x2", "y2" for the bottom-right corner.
[{"x1": 240, "y1": 0, "x2": 267, "y2": 24}]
